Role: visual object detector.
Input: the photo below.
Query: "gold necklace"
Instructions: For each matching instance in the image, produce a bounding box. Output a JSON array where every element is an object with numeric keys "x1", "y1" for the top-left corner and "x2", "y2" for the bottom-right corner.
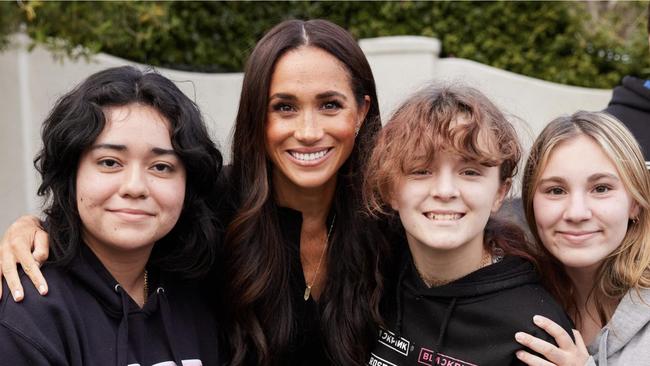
[
  {"x1": 303, "y1": 215, "x2": 336, "y2": 301},
  {"x1": 417, "y1": 249, "x2": 492, "y2": 288},
  {"x1": 143, "y1": 269, "x2": 148, "y2": 305}
]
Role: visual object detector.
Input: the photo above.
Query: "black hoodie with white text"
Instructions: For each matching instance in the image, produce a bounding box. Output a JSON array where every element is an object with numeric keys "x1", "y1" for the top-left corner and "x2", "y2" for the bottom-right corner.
[
  {"x1": 369, "y1": 252, "x2": 573, "y2": 366},
  {"x1": 0, "y1": 245, "x2": 221, "y2": 366}
]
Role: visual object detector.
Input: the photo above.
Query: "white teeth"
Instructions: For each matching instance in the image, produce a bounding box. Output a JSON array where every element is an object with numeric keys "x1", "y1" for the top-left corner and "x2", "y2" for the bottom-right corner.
[
  {"x1": 426, "y1": 213, "x2": 462, "y2": 221},
  {"x1": 290, "y1": 149, "x2": 328, "y2": 161}
]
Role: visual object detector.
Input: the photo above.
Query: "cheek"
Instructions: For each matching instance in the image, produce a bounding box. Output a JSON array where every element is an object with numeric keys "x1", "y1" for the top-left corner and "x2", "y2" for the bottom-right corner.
[
  {"x1": 333, "y1": 114, "x2": 357, "y2": 141},
  {"x1": 75, "y1": 167, "x2": 114, "y2": 212},
  {"x1": 156, "y1": 177, "x2": 186, "y2": 220},
  {"x1": 597, "y1": 198, "x2": 632, "y2": 237},
  {"x1": 532, "y1": 194, "x2": 558, "y2": 233}
]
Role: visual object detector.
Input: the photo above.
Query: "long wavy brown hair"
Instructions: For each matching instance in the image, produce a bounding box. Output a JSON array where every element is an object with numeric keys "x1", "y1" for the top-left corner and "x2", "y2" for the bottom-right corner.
[
  {"x1": 224, "y1": 19, "x2": 384, "y2": 366},
  {"x1": 521, "y1": 111, "x2": 650, "y2": 326}
]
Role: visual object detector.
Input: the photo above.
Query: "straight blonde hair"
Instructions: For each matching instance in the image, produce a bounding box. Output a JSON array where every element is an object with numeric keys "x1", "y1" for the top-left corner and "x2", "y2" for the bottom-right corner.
[{"x1": 522, "y1": 111, "x2": 650, "y2": 325}]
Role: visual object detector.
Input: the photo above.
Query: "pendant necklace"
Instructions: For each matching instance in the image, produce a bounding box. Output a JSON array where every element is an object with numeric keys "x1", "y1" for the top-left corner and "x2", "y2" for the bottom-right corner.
[{"x1": 304, "y1": 214, "x2": 336, "y2": 301}]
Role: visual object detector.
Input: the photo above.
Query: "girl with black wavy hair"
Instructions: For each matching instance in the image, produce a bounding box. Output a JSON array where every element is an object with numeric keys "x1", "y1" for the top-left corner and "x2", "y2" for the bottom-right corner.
[{"x1": 0, "y1": 66, "x2": 223, "y2": 365}]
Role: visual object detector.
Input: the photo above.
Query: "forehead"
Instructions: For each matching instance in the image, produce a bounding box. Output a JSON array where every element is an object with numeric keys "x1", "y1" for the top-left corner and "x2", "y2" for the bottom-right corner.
[
  {"x1": 98, "y1": 104, "x2": 172, "y2": 147},
  {"x1": 269, "y1": 46, "x2": 352, "y2": 95},
  {"x1": 542, "y1": 135, "x2": 619, "y2": 178}
]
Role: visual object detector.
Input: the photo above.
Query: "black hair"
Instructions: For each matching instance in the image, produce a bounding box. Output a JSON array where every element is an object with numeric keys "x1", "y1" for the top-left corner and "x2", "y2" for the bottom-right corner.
[{"x1": 34, "y1": 65, "x2": 223, "y2": 278}]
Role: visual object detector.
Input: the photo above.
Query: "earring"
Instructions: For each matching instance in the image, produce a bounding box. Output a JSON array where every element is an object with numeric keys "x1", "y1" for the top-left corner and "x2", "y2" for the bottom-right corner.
[
  {"x1": 631, "y1": 217, "x2": 639, "y2": 224},
  {"x1": 354, "y1": 123, "x2": 361, "y2": 137}
]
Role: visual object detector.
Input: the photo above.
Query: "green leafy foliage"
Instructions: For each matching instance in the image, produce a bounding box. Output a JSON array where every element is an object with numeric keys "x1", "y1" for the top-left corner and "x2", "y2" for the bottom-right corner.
[{"x1": 0, "y1": 1, "x2": 648, "y2": 87}]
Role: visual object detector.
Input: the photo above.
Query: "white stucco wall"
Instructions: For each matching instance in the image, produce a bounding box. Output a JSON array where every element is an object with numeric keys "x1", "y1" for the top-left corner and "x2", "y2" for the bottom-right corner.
[{"x1": 0, "y1": 34, "x2": 613, "y2": 232}]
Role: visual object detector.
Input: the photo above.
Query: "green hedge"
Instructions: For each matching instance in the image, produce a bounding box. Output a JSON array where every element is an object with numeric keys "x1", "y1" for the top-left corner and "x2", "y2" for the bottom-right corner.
[{"x1": 1, "y1": 1, "x2": 648, "y2": 88}]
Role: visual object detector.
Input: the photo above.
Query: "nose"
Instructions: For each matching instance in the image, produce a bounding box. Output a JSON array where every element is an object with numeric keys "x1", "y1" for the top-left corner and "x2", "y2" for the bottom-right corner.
[
  {"x1": 430, "y1": 170, "x2": 459, "y2": 201},
  {"x1": 563, "y1": 192, "x2": 592, "y2": 222},
  {"x1": 118, "y1": 164, "x2": 149, "y2": 199},
  {"x1": 293, "y1": 109, "x2": 324, "y2": 144}
]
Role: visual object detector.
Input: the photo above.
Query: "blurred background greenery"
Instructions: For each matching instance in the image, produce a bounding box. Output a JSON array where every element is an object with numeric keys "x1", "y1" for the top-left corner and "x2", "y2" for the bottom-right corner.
[{"x1": 1, "y1": 1, "x2": 648, "y2": 88}]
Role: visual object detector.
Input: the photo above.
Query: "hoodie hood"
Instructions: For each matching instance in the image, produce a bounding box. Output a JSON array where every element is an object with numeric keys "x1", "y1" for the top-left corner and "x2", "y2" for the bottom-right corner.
[
  {"x1": 609, "y1": 76, "x2": 650, "y2": 113},
  {"x1": 402, "y1": 254, "x2": 538, "y2": 299},
  {"x1": 371, "y1": 247, "x2": 573, "y2": 366},
  {"x1": 604, "y1": 76, "x2": 650, "y2": 162},
  {"x1": 588, "y1": 288, "x2": 650, "y2": 366},
  {"x1": 390, "y1": 252, "x2": 540, "y2": 362},
  {"x1": 69, "y1": 245, "x2": 184, "y2": 366}
]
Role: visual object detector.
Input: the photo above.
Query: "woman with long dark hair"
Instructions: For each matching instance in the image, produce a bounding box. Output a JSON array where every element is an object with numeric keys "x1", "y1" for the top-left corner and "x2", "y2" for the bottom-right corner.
[
  {"x1": 222, "y1": 19, "x2": 386, "y2": 365},
  {"x1": 1, "y1": 19, "x2": 387, "y2": 366}
]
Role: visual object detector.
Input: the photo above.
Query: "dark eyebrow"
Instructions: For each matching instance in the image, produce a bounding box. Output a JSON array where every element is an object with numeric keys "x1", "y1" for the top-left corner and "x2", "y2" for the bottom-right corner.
[
  {"x1": 268, "y1": 91, "x2": 348, "y2": 101},
  {"x1": 151, "y1": 147, "x2": 177, "y2": 156},
  {"x1": 315, "y1": 91, "x2": 347, "y2": 100},
  {"x1": 91, "y1": 143, "x2": 126, "y2": 151},
  {"x1": 91, "y1": 144, "x2": 176, "y2": 156},
  {"x1": 268, "y1": 93, "x2": 297, "y2": 101}
]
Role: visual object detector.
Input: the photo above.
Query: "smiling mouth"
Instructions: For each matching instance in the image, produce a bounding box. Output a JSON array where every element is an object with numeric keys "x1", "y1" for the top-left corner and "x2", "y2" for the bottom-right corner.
[
  {"x1": 557, "y1": 231, "x2": 600, "y2": 241},
  {"x1": 425, "y1": 212, "x2": 464, "y2": 221},
  {"x1": 288, "y1": 148, "x2": 331, "y2": 162},
  {"x1": 108, "y1": 209, "x2": 155, "y2": 217}
]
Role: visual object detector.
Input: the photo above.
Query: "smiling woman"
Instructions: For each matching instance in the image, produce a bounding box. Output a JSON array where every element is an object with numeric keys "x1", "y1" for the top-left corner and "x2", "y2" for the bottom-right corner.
[
  {"x1": 265, "y1": 46, "x2": 369, "y2": 193},
  {"x1": 0, "y1": 66, "x2": 223, "y2": 365},
  {"x1": 223, "y1": 19, "x2": 385, "y2": 366}
]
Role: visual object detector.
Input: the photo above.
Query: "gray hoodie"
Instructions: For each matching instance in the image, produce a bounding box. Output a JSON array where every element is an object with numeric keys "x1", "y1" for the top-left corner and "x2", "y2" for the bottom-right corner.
[{"x1": 586, "y1": 288, "x2": 650, "y2": 366}]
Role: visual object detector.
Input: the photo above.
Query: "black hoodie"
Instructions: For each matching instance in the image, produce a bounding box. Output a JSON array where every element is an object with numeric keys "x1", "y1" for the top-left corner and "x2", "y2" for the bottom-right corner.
[
  {"x1": 604, "y1": 76, "x2": 650, "y2": 161},
  {"x1": 369, "y1": 252, "x2": 573, "y2": 366},
  {"x1": 0, "y1": 245, "x2": 221, "y2": 366}
]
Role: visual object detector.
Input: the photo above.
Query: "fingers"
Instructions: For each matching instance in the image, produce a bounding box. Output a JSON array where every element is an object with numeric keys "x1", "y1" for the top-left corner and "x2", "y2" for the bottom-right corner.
[
  {"x1": 572, "y1": 330, "x2": 590, "y2": 360},
  {"x1": 533, "y1": 315, "x2": 575, "y2": 350},
  {"x1": 18, "y1": 258, "x2": 47, "y2": 296},
  {"x1": 515, "y1": 350, "x2": 556, "y2": 366},
  {"x1": 1, "y1": 252, "x2": 24, "y2": 302},
  {"x1": 515, "y1": 331, "x2": 563, "y2": 363},
  {"x1": 0, "y1": 215, "x2": 48, "y2": 301},
  {"x1": 32, "y1": 229, "x2": 49, "y2": 265}
]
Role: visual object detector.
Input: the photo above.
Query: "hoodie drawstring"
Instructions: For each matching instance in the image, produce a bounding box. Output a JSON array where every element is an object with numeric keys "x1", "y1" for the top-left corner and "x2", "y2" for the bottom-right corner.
[
  {"x1": 114, "y1": 284, "x2": 130, "y2": 366},
  {"x1": 597, "y1": 328, "x2": 609, "y2": 366},
  {"x1": 432, "y1": 297, "x2": 457, "y2": 357},
  {"x1": 157, "y1": 286, "x2": 184, "y2": 366},
  {"x1": 394, "y1": 258, "x2": 410, "y2": 336}
]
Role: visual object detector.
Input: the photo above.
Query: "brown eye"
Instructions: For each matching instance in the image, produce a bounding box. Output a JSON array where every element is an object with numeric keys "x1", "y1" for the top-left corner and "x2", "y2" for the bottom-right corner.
[
  {"x1": 152, "y1": 163, "x2": 173, "y2": 173},
  {"x1": 272, "y1": 103, "x2": 295, "y2": 113},
  {"x1": 321, "y1": 101, "x2": 342, "y2": 110},
  {"x1": 593, "y1": 185, "x2": 611, "y2": 194},
  {"x1": 546, "y1": 187, "x2": 565, "y2": 195},
  {"x1": 98, "y1": 159, "x2": 120, "y2": 168}
]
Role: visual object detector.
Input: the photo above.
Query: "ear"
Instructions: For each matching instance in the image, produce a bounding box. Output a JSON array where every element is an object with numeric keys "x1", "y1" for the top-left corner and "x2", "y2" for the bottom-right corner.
[
  {"x1": 355, "y1": 95, "x2": 371, "y2": 132},
  {"x1": 491, "y1": 178, "x2": 512, "y2": 214},
  {"x1": 630, "y1": 200, "x2": 641, "y2": 221}
]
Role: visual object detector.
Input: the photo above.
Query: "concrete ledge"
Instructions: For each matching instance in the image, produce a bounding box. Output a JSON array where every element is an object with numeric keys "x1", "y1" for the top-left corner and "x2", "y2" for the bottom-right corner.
[{"x1": 360, "y1": 36, "x2": 441, "y2": 56}]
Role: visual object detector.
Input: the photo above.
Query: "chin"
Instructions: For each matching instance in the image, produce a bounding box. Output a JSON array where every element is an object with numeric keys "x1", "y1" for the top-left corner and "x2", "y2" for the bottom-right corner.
[{"x1": 288, "y1": 173, "x2": 337, "y2": 190}]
